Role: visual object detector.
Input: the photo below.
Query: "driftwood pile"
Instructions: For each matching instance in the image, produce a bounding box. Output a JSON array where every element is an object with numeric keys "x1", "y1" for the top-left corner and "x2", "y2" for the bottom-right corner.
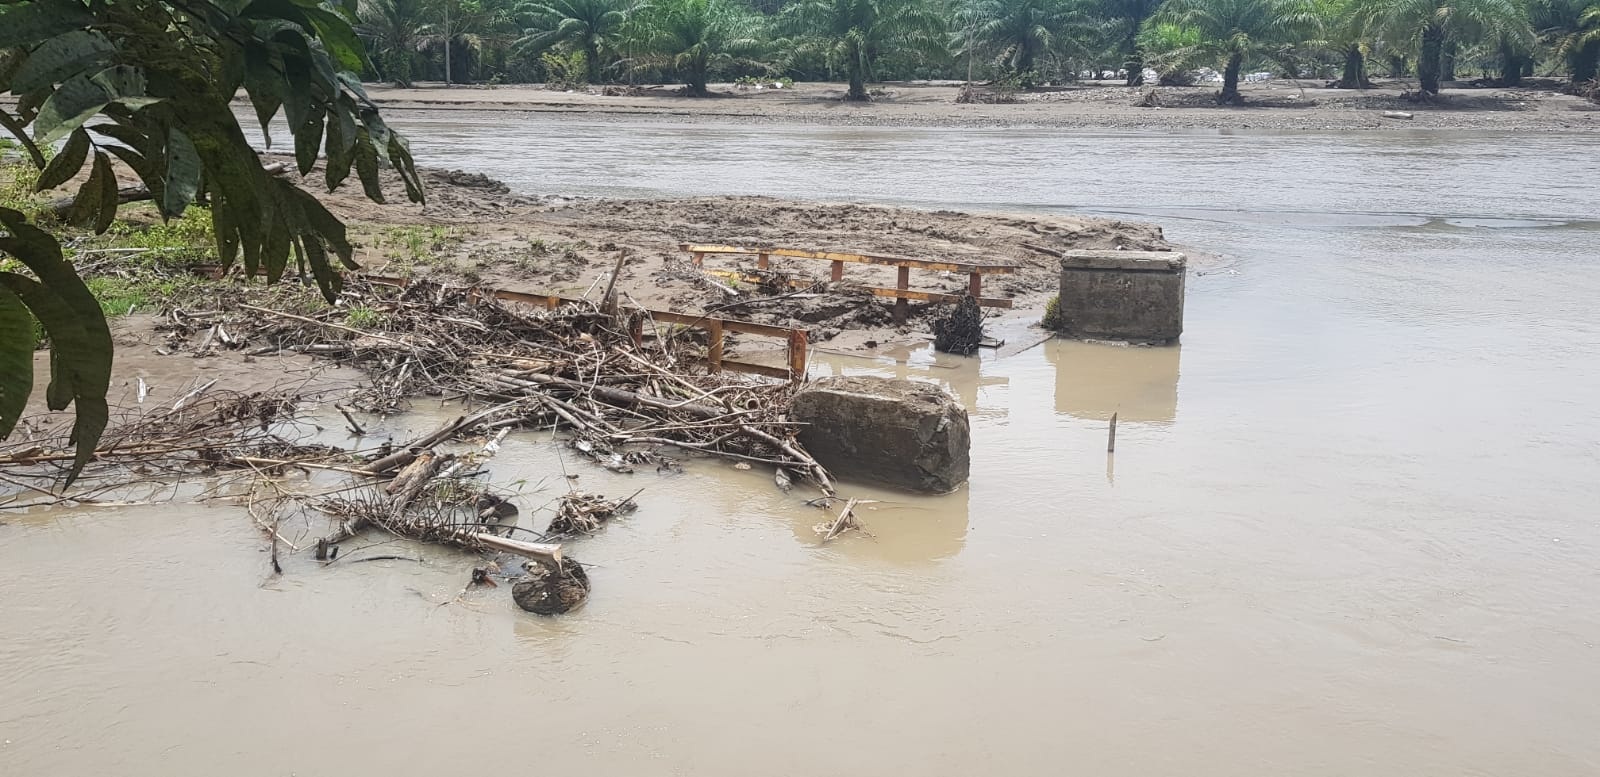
[
  {"x1": 0, "y1": 386, "x2": 320, "y2": 506},
  {"x1": 177, "y1": 277, "x2": 837, "y2": 495}
]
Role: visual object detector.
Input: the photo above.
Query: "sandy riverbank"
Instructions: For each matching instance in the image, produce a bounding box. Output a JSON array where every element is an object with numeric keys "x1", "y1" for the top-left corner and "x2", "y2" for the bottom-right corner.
[
  {"x1": 356, "y1": 78, "x2": 1600, "y2": 132},
  {"x1": 298, "y1": 160, "x2": 1179, "y2": 353}
]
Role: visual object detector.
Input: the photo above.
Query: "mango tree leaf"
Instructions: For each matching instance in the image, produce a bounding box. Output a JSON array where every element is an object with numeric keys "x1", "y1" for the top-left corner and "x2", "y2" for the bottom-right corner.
[
  {"x1": 0, "y1": 207, "x2": 111, "y2": 484},
  {"x1": 10, "y1": 30, "x2": 115, "y2": 93},
  {"x1": 0, "y1": 0, "x2": 95, "y2": 49},
  {"x1": 34, "y1": 125, "x2": 89, "y2": 191},
  {"x1": 387, "y1": 134, "x2": 425, "y2": 204},
  {"x1": 32, "y1": 72, "x2": 110, "y2": 144},
  {"x1": 0, "y1": 286, "x2": 35, "y2": 439},
  {"x1": 90, "y1": 151, "x2": 117, "y2": 233},
  {"x1": 301, "y1": 6, "x2": 366, "y2": 73},
  {"x1": 352, "y1": 128, "x2": 383, "y2": 203},
  {"x1": 243, "y1": 44, "x2": 286, "y2": 145},
  {"x1": 162, "y1": 127, "x2": 200, "y2": 219},
  {"x1": 292, "y1": 101, "x2": 324, "y2": 175}
]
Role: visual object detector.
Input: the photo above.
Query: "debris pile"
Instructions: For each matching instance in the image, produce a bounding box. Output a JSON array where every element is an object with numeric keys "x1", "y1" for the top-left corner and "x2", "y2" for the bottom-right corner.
[{"x1": 932, "y1": 294, "x2": 984, "y2": 355}]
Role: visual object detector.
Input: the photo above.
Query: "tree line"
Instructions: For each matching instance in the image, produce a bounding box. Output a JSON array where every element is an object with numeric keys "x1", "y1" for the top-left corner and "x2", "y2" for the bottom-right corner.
[{"x1": 359, "y1": 0, "x2": 1600, "y2": 100}]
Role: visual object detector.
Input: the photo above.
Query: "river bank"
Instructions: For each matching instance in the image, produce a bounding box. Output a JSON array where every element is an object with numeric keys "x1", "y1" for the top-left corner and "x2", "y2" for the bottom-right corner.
[{"x1": 354, "y1": 78, "x2": 1600, "y2": 131}]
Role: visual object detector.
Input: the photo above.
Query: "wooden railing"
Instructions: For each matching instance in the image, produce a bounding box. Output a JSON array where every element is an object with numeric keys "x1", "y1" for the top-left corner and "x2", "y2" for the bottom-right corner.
[
  {"x1": 681, "y1": 243, "x2": 1019, "y2": 323},
  {"x1": 370, "y1": 276, "x2": 809, "y2": 381},
  {"x1": 196, "y1": 266, "x2": 809, "y2": 381}
]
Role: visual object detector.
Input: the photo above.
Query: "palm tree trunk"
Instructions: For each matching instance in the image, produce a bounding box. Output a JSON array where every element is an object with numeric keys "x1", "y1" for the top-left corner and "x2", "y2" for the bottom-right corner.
[
  {"x1": 1334, "y1": 45, "x2": 1369, "y2": 89},
  {"x1": 688, "y1": 63, "x2": 709, "y2": 97},
  {"x1": 585, "y1": 43, "x2": 601, "y2": 84},
  {"x1": 1219, "y1": 51, "x2": 1242, "y2": 104},
  {"x1": 1575, "y1": 41, "x2": 1600, "y2": 84},
  {"x1": 846, "y1": 43, "x2": 868, "y2": 101},
  {"x1": 1418, "y1": 25, "x2": 1443, "y2": 94},
  {"x1": 1441, "y1": 38, "x2": 1457, "y2": 83},
  {"x1": 1124, "y1": 32, "x2": 1143, "y2": 87},
  {"x1": 1499, "y1": 41, "x2": 1522, "y2": 86}
]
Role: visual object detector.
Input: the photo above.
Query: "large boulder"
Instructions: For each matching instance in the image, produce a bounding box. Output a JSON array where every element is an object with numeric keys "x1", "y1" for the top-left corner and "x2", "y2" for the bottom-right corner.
[{"x1": 789, "y1": 376, "x2": 970, "y2": 494}]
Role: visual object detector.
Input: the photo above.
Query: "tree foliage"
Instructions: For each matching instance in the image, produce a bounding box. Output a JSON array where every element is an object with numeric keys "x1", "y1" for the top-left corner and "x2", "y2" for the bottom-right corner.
[{"x1": 0, "y1": 0, "x2": 422, "y2": 483}]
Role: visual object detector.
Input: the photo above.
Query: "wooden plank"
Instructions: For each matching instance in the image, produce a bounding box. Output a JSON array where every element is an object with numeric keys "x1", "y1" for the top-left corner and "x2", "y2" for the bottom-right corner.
[
  {"x1": 894, "y1": 265, "x2": 910, "y2": 324},
  {"x1": 645, "y1": 309, "x2": 798, "y2": 338},
  {"x1": 702, "y1": 269, "x2": 1014, "y2": 308},
  {"x1": 680, "y1": 243, "x2": 1018, "y2": 275},
  {"x1": 706, "y1": 318, "x2": 724, "y2": 372},
  {"x1": 788, "y1": 329, "x2": 808, "y2": 379}
]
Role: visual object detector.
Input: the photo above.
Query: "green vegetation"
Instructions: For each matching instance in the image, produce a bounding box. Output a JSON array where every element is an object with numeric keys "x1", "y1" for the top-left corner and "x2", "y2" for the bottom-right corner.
[
  {"x1": 0, "y1": 0, "x2": 418, "y2": 481},
  {"x1": 340, "y1": 0, "x2": 1600, "y2": 96}
]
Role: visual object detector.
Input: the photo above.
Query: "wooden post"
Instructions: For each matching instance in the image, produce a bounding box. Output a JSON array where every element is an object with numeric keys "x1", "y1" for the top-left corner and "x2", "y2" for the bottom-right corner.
[
  {"x1": 830, "y1": 260, "x2": 844, "y2": 282},
  {"x1": 545, "y1": 296, "x2": 559, "y2": 310},
  {"x1": 968, "y1": 272, "x2": 982, "y2": 297},
  {"x1": 1107, "y1": 412, "x2": 1118, "y2": 453},
  {"x1": 692, "y1": 251, "x2": 705, "y2": 268},
  {"x1": 893, "y1": 265, "x2": 911, "y2": 324},
  {"x1": 758, "y1": 252, "x2": 770, "y2": 270},
  {"x1": 788, "y1": 328, "x2": 808, "y2": 381},
  {"x1": 706, "y1": 318, "x2": 724, "y2": 373},
  {"x1": 629, "y1": 314, "x2": 644, "y2": 348}
]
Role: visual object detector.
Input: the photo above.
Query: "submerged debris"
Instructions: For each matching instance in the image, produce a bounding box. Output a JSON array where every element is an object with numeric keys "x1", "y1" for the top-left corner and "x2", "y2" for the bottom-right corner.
[
  {"x1": 512, "y1": 558, "x2": 591, "y2": 615},
  {"x1": 546, "y1": 490, "x2": 639, "y2": 536},
  {"x1": 931, "y1": 295, "x2": 984, "y2": 355}
]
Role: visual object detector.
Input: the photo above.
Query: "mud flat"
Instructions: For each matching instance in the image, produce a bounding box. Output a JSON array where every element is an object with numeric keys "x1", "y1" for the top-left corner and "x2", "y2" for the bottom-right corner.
[{"x1": 301, "y1": 160, "x2": 1179, "y2": 352}]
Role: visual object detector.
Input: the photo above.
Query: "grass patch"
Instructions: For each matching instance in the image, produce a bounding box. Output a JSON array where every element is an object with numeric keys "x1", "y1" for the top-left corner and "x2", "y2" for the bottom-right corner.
[{"x1": 344, "y1": 305, "x2": 385, "y2": 329}]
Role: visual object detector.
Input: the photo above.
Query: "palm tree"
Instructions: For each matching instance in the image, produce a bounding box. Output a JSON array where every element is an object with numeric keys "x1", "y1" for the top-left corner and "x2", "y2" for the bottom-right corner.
[
  {"x1": 515, "y1": 0, "x2": 636, "y2": 83},
  {"x1": 634, "y1": 0, "x2": 768, "y2": 95},
  {"x1": 1090, "y1": 0, "x2": 1165, "y2": 85},
  {"x1": 1149, "y1": 0, "x2": 1320, "y2": 103},
  {"x1": 953, "y1": 0, "x2": 1070, "y2": 85},
  {"x1": 1354, "y1": 0, "x2": 1530, "y2": 94},
  {"x1": 779, "y1": 0, "x2": 946, "y2": 100},
  {"x1": 358, "y1": 0, "x2": 436, "y2": 86},
  {"x1": 1308, "y1": 0, "x2": 1374, "y2": 87},
  {"x1": 1536, "y1": 0, "x2": 1600, "y2": 83}
]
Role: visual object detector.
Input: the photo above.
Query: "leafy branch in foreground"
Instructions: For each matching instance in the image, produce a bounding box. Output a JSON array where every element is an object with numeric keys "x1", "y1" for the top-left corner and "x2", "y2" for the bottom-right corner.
[{"x1": 0, "y1": 0, "x2": 424, "y2": 484}]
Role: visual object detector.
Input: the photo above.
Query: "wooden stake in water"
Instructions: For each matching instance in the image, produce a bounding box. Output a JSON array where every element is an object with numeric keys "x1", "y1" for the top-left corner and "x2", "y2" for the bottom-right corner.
[{"x1": 1107, "y1": 412, "x2": 1118, "y2": 453}]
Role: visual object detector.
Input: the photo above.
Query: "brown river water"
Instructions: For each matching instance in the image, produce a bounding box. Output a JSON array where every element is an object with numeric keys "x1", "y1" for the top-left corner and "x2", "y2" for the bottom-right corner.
[{"x1": 4, "y1": 117, "x2": 1600, "y2": 774}]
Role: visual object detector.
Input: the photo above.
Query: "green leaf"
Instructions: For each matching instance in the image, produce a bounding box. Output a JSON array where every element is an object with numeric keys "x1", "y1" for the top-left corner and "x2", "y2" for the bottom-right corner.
[
  {"x1": 0, "y1": 0, "x2": 95, "y2": 50},
  {"x1": 387, "y1": 134, "x2": 425, "y2": 204},
  {"x1": 10, "y1": 30, "x2": 115, "y2": 93},
  {"x1": 211, "y1": 198, "x2": 241, "y2": 267},
  {"x1": 0, "y1": 286, "x2": 35, "y2": 439},
  {"x1": 301, "y1": 236, "x2": 340, "y2": 299},
  {"x1": 34, "y1": 126, "x2": 89, "y2": 191},
  {"x1": 302, "y1": 6, "x2": 366, "y2": 73},
  {"x1": 162, "y1": 128, "x2": 201, "y2": 219},
  {"x1": 65, "y1": 150, "x2": 107, "y2": 228},
  {"x1": 293, "y1": 102, "x2": 325, "y2": 175},
  {"x1": 32, "y1": 72, "x2": 110, "y2": 145},
  {"x1": 90, "y1": 152, "x2": 117, "y2": 233},
  {"x1": 243, "y1": 45, "x2": 286, "y2": 146},
  {"x1": 352, "y1": 128, "x2": 383, "y2": 203},
  {"x1": 0, "y1": 214, "x2": 111, "y2": 484}
]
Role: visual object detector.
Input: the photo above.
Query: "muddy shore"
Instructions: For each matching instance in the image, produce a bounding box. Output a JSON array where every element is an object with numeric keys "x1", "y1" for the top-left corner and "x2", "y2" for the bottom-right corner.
[
  {"x1": 354, "y1": 78, "x2": 1600, "y2": 132},
  {"x1": 301, "y1": 160, "x2": 1179, "y2": 353}
]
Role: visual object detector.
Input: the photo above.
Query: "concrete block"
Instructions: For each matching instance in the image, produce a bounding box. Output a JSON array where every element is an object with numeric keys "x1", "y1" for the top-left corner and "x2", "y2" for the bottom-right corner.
[
  {"x1": 1054, "y1": 250, "x2": 1185, "y2": 344},
  {"x1": 789, "y1": 376, "x2": 969, "y2": 494}
]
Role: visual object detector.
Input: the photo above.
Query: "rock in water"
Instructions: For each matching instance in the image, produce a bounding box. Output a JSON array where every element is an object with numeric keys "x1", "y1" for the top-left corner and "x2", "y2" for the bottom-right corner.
[
  {"x1": 789, "y1": 376, "x2": 970, "y2": 493},
  {"x1": 932, "y1": 294, "x2": 983, "y2": 355},
  {"x1": 512, "y1": 559, "x2": 591, "y2": 615}
]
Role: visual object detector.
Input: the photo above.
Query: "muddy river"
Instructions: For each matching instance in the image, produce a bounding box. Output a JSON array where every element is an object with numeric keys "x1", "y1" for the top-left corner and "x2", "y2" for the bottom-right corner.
[{"x1": 4, "y1": 118, "x2": 1599, "y2": 775}]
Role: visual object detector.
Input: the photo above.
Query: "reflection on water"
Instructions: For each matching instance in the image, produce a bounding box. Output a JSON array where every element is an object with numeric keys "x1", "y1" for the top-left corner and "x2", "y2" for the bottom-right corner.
[{"x1": 1048, "y1": 340, "x2": 1181, "y2": 423}]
